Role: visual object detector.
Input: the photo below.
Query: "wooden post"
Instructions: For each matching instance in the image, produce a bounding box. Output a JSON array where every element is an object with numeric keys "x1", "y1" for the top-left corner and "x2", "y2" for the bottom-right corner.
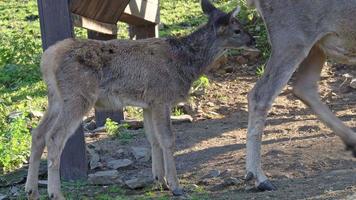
[
  {"x1": 37, "y1": 0, "x2": 87, "y2": 181},
  {"x1": 87, "y1": 31, "x2": 125, "y2": 127},
  {"x1": 129, "y1": 23, "x2": 158, "y2": 39}
]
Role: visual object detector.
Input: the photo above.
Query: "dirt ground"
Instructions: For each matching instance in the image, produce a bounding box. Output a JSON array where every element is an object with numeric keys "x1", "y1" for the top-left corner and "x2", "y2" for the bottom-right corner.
[
  {"x1": 1, "y1": 59, "x2": 355, "y2": 199},
  {"x1": 85, "y1": 59, "x2": 356, "y2": 199}
]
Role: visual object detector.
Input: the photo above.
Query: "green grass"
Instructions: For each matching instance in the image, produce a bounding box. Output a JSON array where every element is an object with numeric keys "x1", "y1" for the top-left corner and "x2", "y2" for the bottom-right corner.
[{"x1": 0, "y1": 0, "x2": 268, "y2": 174}]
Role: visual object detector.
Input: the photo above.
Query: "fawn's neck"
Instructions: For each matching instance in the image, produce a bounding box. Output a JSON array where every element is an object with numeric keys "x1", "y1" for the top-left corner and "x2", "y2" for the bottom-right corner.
[{"x1": 167, "y1": 25, "x2": 224, "y2": 81}]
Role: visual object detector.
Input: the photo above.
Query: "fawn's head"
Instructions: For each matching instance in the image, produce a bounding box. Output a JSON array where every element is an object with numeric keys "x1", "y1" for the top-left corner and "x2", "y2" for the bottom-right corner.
[{"x1": 201, "y1": 0, "x2": 254, "y2": 49}]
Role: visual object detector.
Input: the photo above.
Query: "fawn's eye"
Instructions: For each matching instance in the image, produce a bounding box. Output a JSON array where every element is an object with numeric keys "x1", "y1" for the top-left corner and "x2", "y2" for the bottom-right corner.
[{"x1": 234, "y1": 30, "x2": 241, "y2": 34}]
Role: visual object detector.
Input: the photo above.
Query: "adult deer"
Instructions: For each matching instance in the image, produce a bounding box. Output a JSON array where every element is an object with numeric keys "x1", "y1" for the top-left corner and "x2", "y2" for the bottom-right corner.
[
  {"x1": 25, "y1": 0, "x2": 253, "y2": 199},
  {"x1": 245, "y1": 0, "x2": 356, "y2": 191}
]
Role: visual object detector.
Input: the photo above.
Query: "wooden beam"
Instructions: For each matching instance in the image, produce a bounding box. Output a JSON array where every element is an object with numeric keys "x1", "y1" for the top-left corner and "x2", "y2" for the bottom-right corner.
[
  {"x1": 87, "y1": 30, "x2": 124, "y2": 127},
  {"x1": 72, "y1": 13, "x2": 118, "y2": 35},
  {"x1": 129, "y1": 23, "x2": 158, "y2": 39},
  {"x1": 37, "y1": 0, "x2": 87, "y2": 181},
  {"x1": 120, "y1": 0, "x2": 160, "y2": 26},
  {"x1": 70, "y1": 0, "x2": 131, "y2": 24}
]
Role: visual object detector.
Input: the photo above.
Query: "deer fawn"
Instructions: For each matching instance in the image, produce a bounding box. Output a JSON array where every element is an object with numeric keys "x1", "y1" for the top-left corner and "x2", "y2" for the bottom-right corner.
[
  {"x1": 245, "y1": 0, "x2": 356, "y2": 191},
  {"x1": 25, "y1": 0, "x2": 253, "y2": 199}
]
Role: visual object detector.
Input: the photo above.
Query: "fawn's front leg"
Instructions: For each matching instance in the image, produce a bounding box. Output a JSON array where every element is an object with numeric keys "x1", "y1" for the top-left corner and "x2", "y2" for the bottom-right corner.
[
  {"x1": 143, "y1": 108, "x2": 168, "y2": 189},
  {"x1": 150, "y1": 104, "x2": 183, "y2": 196}
]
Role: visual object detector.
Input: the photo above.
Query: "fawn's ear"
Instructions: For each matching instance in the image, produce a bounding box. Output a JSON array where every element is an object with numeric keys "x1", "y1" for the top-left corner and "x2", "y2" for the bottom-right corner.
[
  {"x1": 231, "y1": 6, "x2": 241, "y2": 18},
  {"x1": 201, "y1": 0, "x2": 217, "y2": 15},
  {"x1": 229, "y1": 6, "x2": 241, "y2": 24}
]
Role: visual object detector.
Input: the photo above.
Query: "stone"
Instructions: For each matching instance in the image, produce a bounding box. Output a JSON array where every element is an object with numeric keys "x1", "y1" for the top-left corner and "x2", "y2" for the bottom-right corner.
[
  {"x1": 131, "y1": 147, "x2": 151, "y2": 162},
  {"x1": 0, "y1": 194, "x2": 8, "y2": 200},
  {"x1": 10, "y1": 186, "x2": 19, "y2": 196},
  {"x1": 7, "y1": 111, "x2": 23, "y2": 120},
  {"x1": 107, "y1": 159, "x2": 133, "y2": 169},
  {"x1": 243, "y1": 49, "x2": 261, "y2": 60},
  {"x1": 201, "y1": 169, "x2": 221, "y2": 179},
  {"x1": 176, "y1": 102, "x2": 195, "y2": 115},
  {"x1": 350, "y1": 78, "x2": 356, "y2": 89},
  {"x1": 125, "y1": 176, "x2": 154, "y2": 189},
  {"x1": 224, "y1": 177, "x2": 241, "y2": 186},
  {"x1": 88, "y1": 170, "x2": 124, "y2": 186},
  {"x1": 225, "y1": 66, "x2": 234, "y2": 73},
  {"x1": 30, "y1": 110, "x2": 44, "y2": 118},
  {"x1": 84, "y1": 120, "x2": 97, "y2": 131},
  {"x1": 120, "y1": 120, "x2": 143, "y2": 129},
  {"x1": 206, "y1": 102, "x2": 215, "y2": 107},
  {"x1": 235, "y1": 56, "x2": 248, "y2": 65},
  {"x1": 87, "y1": 148, "x2": 101, "y2": 170},
  {"x1": 171, "y1": 114, "x2": 193, "y2": 124},
  {"x1": 38, "y1": 180, "x2": 48, "y2": 187}
]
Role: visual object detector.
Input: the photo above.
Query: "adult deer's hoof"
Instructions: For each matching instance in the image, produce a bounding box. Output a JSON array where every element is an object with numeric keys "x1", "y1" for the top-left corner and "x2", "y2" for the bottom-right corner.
[
  {"x1": 345, "y1": 144, "x2": 356, "y2": 157},
  {"x1": 257, "y1": 180, "x2": 277, "y2": 191},
  {"x1": 172, "y1": 188, "x2": 184, "y2": 196}
]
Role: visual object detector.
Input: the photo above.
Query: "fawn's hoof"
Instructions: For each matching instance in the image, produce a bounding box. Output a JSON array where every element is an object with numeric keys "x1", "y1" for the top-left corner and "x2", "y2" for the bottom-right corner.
[
  {"x1": 257, "y1": 180, "x2": 277, "y2": 191},
  {"x1": 49, "y1": 193, "x2": 65, "y2": 200},
  {"x1": 172, "y1": 188, "x2": 184, "y2": 196},
  {"x1": 26, "y1": 189, "x2": 40, "y2": 200},
  {"x1": 345, "y1": 144, "x2": 356, "y2": 157}
]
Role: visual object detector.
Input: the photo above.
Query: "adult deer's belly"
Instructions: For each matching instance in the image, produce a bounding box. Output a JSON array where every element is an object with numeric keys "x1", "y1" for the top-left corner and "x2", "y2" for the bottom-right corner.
[{"x1": 318, "y1": 33, "x2": 356, "y2": 65}]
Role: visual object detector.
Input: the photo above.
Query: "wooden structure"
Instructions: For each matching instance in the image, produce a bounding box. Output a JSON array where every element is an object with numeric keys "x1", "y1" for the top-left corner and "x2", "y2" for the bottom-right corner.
[{"x1": 37, "y1": 0, "x2": 159, "y2": 180}]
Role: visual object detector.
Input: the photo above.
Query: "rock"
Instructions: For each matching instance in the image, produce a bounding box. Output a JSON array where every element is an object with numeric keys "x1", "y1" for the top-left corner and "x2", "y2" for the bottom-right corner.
[
  {"x1": 201, "y1": 169, "x2": 221, "y2": 179},
  {"x1": 91, "y1": 126, "x2": 106, "y2": 133},
  {"x1": 243, "y1": 49, "x2": 261, "y2": 61},
  {"x1": 30, "y1": 110, "x2": 44, "y2": 118},
  {"x1": 185, "y1": 184, "x2": 199, "y2": 192},
  {"x1": 191, "y1": 88, "x2": 205, "y2": 97},
  {"x1": 131, "y1": 147, "x2": 151, "y2": 162},
  {"x1": 116, "y1": 149, "x2": 125, "y2": 155},
  {"x1": 87, "y1": 148, "x2": 101, "y2": 170},
  {"x1": 209, "y1": 54, "x2": 228, "y2": 71},
  {"x1": 225, "y1": 66, "x2": 234, "y2": 73},
  {"x1": 171, "y1": 114, "x2": 193, "y2": 124},
  {"x1": 206, "y1": 102, "x2": 215, "y2": 107},
  {"x1": 10, "y1": 186, "x2": 19, "y2": 196},
  {"x1": 7, "y1": 111, "x2": 23, "y2": 120},
  {"x1": 224, "y1": 177, "x2": 241, "y2": 186},
  {"x1": 125, "y1": 176, "x2": 154, "y2": 189},
  {"x1": 88, "y1": 170, "x2": 124, "y2": 186},
  {"x1": 84, "y1": 120, "x2": 97, "y2": 131},
  {"x1": 176, "y1": 102, "x2": 195, "y2": 115},
  {"x1": 236, "y1": 56, "x2": 248, "y2": 65},
  {"x1": 107, "y1": 159, "x2": 133, "y2": 169},
  {"x1": 220, "y1": 169, "x2": 232, "y2": 178},
  {"x1": 38, "y1": 180, "x2": 48, "y2": 187},
  {"x1": 350, "y1": 79, "x2": 356, "y2": 89},
  {"x1": 120, "y1": 120, "x2": 143, "y2": 129},
  {"x1": 343, "y1": 73, "x2": 353, "y2": 79},
  {"x1": 0, "y1": 194, "x2": 8, "y2": 200}
]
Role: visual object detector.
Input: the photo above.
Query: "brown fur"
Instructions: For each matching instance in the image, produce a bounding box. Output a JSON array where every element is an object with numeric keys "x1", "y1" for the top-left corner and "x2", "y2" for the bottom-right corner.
[{"x1": 25, "y1": 1, "x2": 253, "y2": 199}]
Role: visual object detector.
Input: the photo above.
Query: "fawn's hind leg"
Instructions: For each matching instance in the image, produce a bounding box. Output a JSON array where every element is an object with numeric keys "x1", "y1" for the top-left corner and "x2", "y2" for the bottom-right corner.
[
  {"x1": 150, "y1": 104, "x2": 182, "y2": 196},
  {"x1": 26, "y1": 95, "x2": 60, "y2": 200},
  {"x1": 143, "y1": 108, "x2": 168, "y2": 189},
  {"x1": 293, "y1": 45, "x2": 356, "y2": 155},
  {"x1": 45, "y1": 98, "x2": 93, "y2": 200}
]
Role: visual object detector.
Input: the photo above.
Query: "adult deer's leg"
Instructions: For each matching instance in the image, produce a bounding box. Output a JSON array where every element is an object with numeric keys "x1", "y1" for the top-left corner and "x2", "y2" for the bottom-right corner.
[
  {"x1": 46, "y1": 97, "x2": 93, "y2": 199},
  {"x1": 246, "y1": 41, "x2": 313, "y2": 191},
  {"x1": 26, "y1": 93, "x2": 60, "y2": 200},
  {"x1": 151, "y1": 104, "x2": 182, "y2": 196},
  {"x1": 143, "y1": 108, "x2": 168, "y2": 189},
  {"x1": 293, "y1": 45, "x2": 356, "y2": 156}
]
